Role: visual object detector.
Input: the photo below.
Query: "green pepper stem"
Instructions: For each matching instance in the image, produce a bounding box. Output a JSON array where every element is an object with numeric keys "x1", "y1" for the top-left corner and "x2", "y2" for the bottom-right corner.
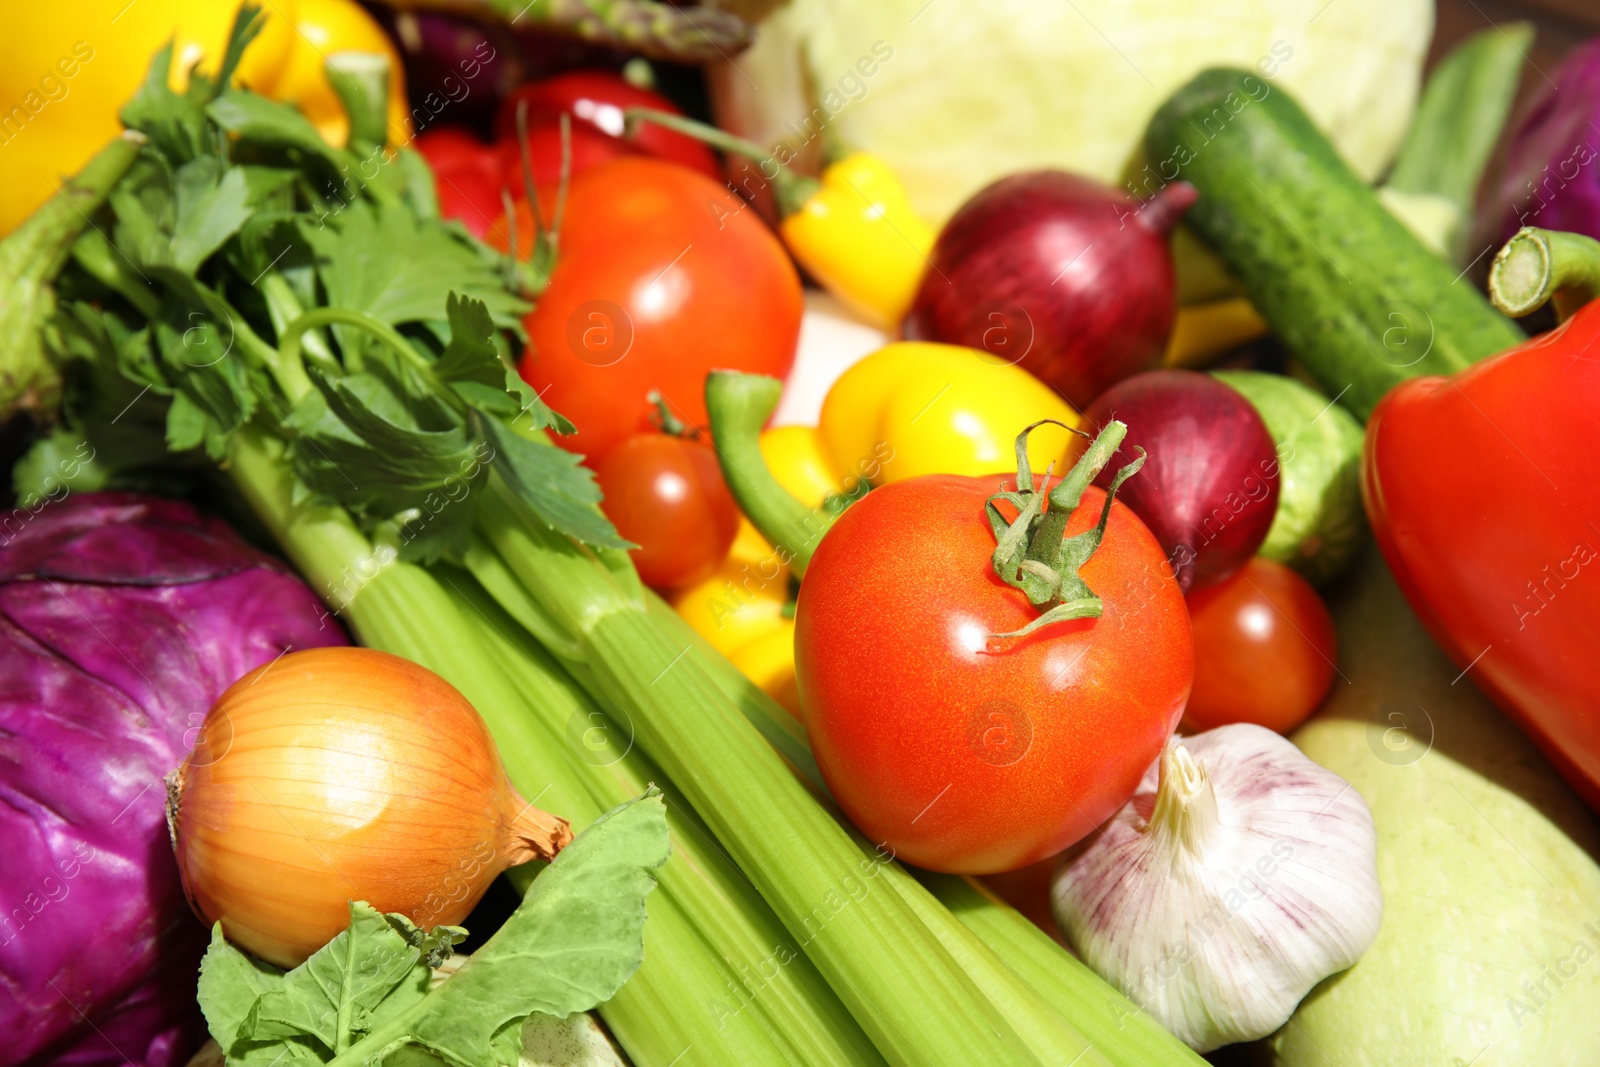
[
  {"x1": 705, "y1": 371, "x2": 829, "y2": 579},
  {"x1": 1488, "y1": 226, "x2": 1600, "y2": 321},
  {"x1": 326, "y1": 51, "x2": 392, "y2": 151},
  {"x1": 624, "y1": 108, "x2": 819, "y2": 216}
]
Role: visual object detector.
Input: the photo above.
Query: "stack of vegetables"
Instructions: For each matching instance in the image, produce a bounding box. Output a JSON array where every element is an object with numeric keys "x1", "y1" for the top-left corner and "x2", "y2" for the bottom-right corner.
[{"x1": 2, "y1": 2, "x2": 1600, "y2": 1066}]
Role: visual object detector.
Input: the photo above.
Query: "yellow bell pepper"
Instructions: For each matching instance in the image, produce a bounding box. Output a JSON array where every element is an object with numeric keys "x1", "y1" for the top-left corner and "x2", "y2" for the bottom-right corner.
[
  {"x1": 0, "y1": 0, "x2": 406, "y2": 236},
  {"x1": 777, "y1": 153, "x2": 934, "y2": 329},
  {"x1": 266, "y1": 0, "x2": 411, "y2": 151},
  {"x1": 1164, "y1": 296, "x2": 1270, "y2": 368},
  {"x1": 817, "y1": 341, "x2": 1081, "y2": 486},
  {"x1": 623, "y1": 110, "x2": 933, "y2": 330},
  {"x1": 676, "y1": 342, "x2": 1083, "y2": 712},
  {"x1": 671, "y1": 518, "x2": 799, "y2": 715}
]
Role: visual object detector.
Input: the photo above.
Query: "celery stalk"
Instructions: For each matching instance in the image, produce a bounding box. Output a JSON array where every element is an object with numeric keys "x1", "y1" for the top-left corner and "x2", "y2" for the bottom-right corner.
[
  {"x1": 473, "y1": 482, "x2": 1049, "y2": 1067},
  {"x1": 439, "y1": 568, "x2": 891, "y2": 1067},
  {"x1": 921, "y1": 874, "x2": 1208, "y2": 1067}
]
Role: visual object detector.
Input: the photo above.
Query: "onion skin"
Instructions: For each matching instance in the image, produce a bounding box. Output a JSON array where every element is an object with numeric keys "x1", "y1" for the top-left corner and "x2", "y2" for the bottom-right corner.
[
  {"x1": 904, "y1": 171, "x2": 1194, "y2": 409},
  {"x1": 171, "y1": 648, "x2": 571, "y2": 968},
  {"x1": 1078, "y1": 369, "x2": 1279, "y2": 591}
]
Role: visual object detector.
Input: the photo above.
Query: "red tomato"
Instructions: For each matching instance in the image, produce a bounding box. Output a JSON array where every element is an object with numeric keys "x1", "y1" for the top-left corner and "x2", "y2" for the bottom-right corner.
[
  {"x1": 519, "y1": 158, "x2": 803, "y2": 463},
  {"x1": 413, "y1": 128, "x2": 506, "y2": 238},
  {"x1": 1183, "y1": 557, "x2": 1337, "y2": 734},
  {"x1": 795, "y1": 477, "x2": 1193, "y2": 874},
  {"x1": 494, "y1": 70, "x2": 719, "y2": 178},
  {"x1": 595, "y1": 433, "x2": 739, "y2": 590}
]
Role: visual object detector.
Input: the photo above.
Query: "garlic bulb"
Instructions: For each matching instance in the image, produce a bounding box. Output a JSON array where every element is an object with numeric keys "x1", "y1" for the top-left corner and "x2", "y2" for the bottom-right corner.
[{"x1": 1050, "y1": 722, "x2": 1381, "y2": 1052}]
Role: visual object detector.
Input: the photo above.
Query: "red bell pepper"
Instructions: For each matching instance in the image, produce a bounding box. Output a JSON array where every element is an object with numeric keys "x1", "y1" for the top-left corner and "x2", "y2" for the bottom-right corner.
[{"x1": 1364, "y1": 227, "x2": 1600, "y2": 807}]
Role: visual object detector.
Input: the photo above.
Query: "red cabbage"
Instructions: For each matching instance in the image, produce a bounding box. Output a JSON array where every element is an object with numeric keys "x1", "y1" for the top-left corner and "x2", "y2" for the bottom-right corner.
[
  {"x1": 1, "y1": 493, "x2": 344, "y2": 1066},
  {"x1": 1483, "y1": 36, "x2": 1600, "y2": 245}
]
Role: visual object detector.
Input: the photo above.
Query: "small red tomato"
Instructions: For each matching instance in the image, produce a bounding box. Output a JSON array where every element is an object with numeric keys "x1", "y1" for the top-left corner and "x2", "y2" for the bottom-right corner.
[
  {"x1": 595, "y1": 433, "x2": 740, "y2": 591},
  {"x1": 519, "y1": 158, "x2": 802, "y2": 464},
  {"x1": 1184, "y1": 557, "x2": 1337, "y2": 734},
  {"x1": 795, "y1": 476, "x2": 1193, "y2": 874},
  {"x1": 495, "y1": 70, "x2": 719, "y2": 178}
]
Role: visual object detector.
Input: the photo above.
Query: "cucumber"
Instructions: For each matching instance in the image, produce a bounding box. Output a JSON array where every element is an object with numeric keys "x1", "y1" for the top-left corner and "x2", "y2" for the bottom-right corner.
[
  {"x1": 1144, "y1": 69, "x2": 1523, "y2": 420},
  {"x1": 1212, "y1": 370, "x2": 1365, "y2": 587}
]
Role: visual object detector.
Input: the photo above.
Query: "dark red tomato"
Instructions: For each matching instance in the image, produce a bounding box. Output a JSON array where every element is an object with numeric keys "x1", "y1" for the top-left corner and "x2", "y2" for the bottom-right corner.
[
  {"x1": 413, "y1": 128, "x2": 506, "y2": 238},
  {"x1": 795, "y1": 477, "x2": 1193, "y2": 874},
  {"x1": 1183, "y1": 557, "x2": 1337, "y2": 734},
  {"x1": 519, "y1": 158, "x2": 803, "y2": 464},
  {"x1": 494, "y1": 119, "x2": 639, "y2": 195},
  {"x1": 595, "y1": 433, "x2": 739, "y2": 590},
  {"x1": 494, "y1": 70, "x2": 719, "y2": 178}
]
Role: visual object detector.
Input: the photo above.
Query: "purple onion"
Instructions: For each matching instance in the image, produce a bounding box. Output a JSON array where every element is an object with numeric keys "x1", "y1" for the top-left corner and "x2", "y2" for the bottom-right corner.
[
  {"x1": 1, "y1": 493, "x2": 344, "y2": 1065},
  {"x1": 1078, "y1": 370, "x2": 1279, "y2": 591},
  {"x1": 1482, "y1": 36, "x2": 1600, "y2": 246},
  {"x1": 905, "y1": 172, "x2": 1194, "y2": 410}
]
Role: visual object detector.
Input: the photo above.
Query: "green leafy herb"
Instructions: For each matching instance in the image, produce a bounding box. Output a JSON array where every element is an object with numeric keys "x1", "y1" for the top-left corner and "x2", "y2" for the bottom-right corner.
[
  {"x1": 300, "y1": 201, "x2": 525, "y2": 335},
  {"x1": 30, "y1": 3, "x2": 625, "y2": 559},
  {"x1": 199, "y1": 789, "x2": 670, "y2": 1067}
]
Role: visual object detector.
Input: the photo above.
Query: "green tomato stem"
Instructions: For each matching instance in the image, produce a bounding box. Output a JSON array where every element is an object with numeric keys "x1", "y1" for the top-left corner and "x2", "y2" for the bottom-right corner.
[
  {"x1": 704, "y1": 371, "x2": 829, "y2": 579},
  {"x1": 1489, "y1": 226, "x2": 1600, "y2": 321},
  {"x1": 987, "y1": 419, "x2": 1145, "y2": 641}
]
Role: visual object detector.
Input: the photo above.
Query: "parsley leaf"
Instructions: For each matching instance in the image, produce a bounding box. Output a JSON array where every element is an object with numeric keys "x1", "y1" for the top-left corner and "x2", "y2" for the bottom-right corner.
[
  {"x1": 170, "y1": 158, "x2": 254, "y2": 273},
  {"x1": 286, "y1": 364, "x2": 490, "y2": 562},
  {"x1": 198, "y1": 789, "x2": 669, "y2": 1067},
  {"x1": 300, "y1": 201, "x2": 527, "y2": 335},
  {"x1": 207, "y1": 91, "x2": 345, "y2": 172},
  {"x1": 481, "y1": 418, "x2": 631, "y2": 551}
]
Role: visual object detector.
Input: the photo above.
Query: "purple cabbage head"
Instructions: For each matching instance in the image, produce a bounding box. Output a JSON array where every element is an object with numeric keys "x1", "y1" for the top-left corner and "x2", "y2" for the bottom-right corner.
[
  {"x1": 0, "y1": 493, "x2": 344, "y2": 1066},
  {"x1": 1483, "y1": 36, "x2": 1600, "y2": 245}
]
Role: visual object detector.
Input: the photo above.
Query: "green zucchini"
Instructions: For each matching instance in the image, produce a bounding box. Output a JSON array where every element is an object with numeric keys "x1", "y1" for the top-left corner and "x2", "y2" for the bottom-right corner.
[{"x1": 1143, "y1": 68, "x2": 1523, "y2": 420}]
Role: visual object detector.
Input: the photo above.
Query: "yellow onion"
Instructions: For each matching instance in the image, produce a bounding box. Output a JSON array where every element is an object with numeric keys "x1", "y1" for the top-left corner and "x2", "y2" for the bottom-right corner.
[{"x1": 168, "y1": 647, "x2": 571, "y2": 967}]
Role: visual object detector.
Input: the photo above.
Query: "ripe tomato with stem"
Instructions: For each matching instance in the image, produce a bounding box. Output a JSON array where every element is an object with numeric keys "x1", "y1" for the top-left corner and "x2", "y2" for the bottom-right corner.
[{"x1": 793, "y1": 421, "x2": 1194, "y2": 874}]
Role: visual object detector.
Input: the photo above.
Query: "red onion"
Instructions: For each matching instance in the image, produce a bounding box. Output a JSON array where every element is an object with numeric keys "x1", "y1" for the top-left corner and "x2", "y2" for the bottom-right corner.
[
  {"x1": 905, "y1": 172, "x2": 1194, "y2": 410},
  {"x1": 1076, "y1": 369, "x2": 1278, "y2": 590}
]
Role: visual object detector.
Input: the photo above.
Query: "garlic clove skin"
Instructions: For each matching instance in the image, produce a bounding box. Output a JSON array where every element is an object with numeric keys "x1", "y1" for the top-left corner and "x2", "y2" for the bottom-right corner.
[{"x1": 1051, "y1": 722, "x2": 1382, "y2": 1053}]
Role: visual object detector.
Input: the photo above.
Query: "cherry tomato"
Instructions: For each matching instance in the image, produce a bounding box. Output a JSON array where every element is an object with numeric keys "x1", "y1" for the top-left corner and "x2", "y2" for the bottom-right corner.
[
  {"x1": 795, "y1": 477, "x2": 1193, "y2": 874},
  {"x1": 1183, "y1": 557, "x2": 1337, "y2": 734},
  {"x1": 494, "y1": 70, "x2": 719, "y2": 179},
  {"x1": 519, "y1": 158, "x2": 803, "y2": 463},
  {"x1": 595, "y1": 433, "x2": 740, "y2": 590},
  {"x1": 413, "y1": 128, "x2": 506, "y2": 238}
]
